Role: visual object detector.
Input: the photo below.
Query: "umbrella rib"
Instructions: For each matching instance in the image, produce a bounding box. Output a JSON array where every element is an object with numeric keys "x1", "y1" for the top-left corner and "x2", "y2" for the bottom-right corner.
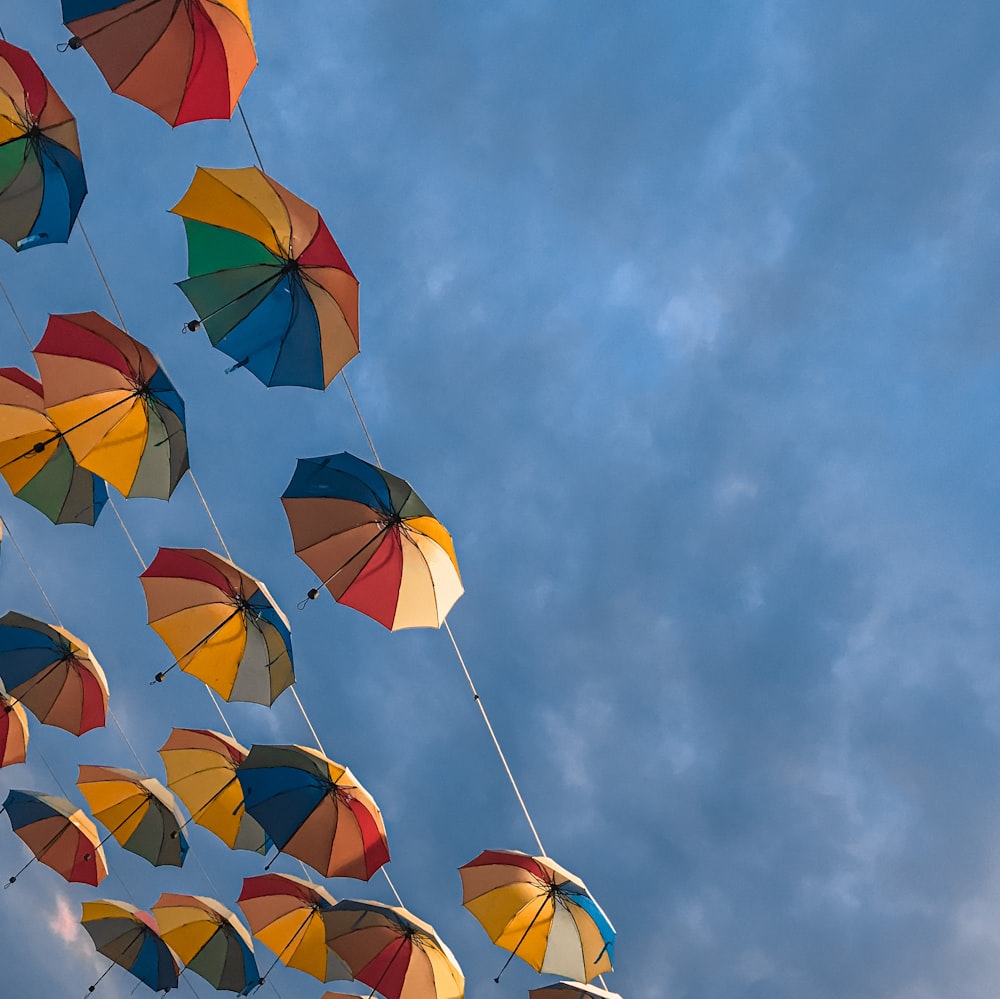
[
  {"x1": 3, "y1": 654, "x2": 72, "y2": 717},
  {"x1": 363, "y1": 932, "x2": 410, "y2": 999},
  {"x1": 6, "y1": 816, "x2": 79, "y2": 885},
  {"x1": 152, "y1": 605, "x2": 243, "y2": 684},
  {"x1": 304, "y1": 520, "x2": 393, "y2": 604},
  {"x1": 259, "y1": 906, "x2": 314, "y2": 983},
  {"x1": 187, "y1": 264, "x2": 283, "y2": 328},
  {"x1": 70, "y1": 0, "x2": 175, "y2": 44},
  {"x1": 493, "y1": 891, "x2": 553, "y2": 983}
]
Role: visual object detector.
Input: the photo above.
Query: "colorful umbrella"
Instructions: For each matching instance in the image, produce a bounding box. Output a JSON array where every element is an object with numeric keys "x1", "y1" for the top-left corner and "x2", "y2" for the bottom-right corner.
[
  {"x1": 0, "y1": 610, "x2": 108, "y2": 735},
  {"x1": 237, "y1": 743, "x2": 390, "y2": 880},
  {"x1": 0, "y1": 40, "x2": 86, "y2": 251},
  {"x1": 171, "y1": 165, "x2": 359, "y2": 389},
  {"x1": 61, "y1": 0, "x2": 256, "y2": 126},
  {"x1": 0, "y1": 693, "x2": 28, "y2": 767},
  {"x1": 281, "y1": 452, "x2": 463, "y2": 630},
  {"x1": 77, "y1": 764, "x2": 188, "y2": 867},
  {"x1": 151, "y1": 893, "x2": 260, "y2": 996},
  {"x1": 324, "y1": 899, "x2": 464, "y2": 999},
  {"x1": 2, "y1": 788, "x2": 107, "y2": 885},
  {"x1": 81, "y1": 899, "x2": 180, "y2": 995},
  {"x1": 141, "y1": 547, "x2": 294, "y2": 705},
  {"x1": 529, "y1": 983, "x2": 623, "y2": 999},
  {"x1": 237, "y1": 873, "x2": 352, "y2": 983},
  {"x1": 0, "y1": 367, "x2": 108, "y2": 525},
  {"x1": 458, "y1": 850, "x2": 615, "y2": 983},
  {"x1": 33, "y1": 311, "x2": 189, "y2": 500},
  {"x1": 158, "y1": 727, "x2": 269, "y2": 854}
]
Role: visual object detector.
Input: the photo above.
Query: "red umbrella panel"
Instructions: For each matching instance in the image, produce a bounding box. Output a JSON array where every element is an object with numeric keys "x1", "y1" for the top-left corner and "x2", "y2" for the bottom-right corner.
[{"x1": 0, "y1": 694, "x2": 29, "y2": 767}]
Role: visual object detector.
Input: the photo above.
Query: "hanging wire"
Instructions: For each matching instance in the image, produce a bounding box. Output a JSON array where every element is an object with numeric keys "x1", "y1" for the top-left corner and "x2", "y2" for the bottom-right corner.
[{"x1": 0, "y1": 278, "x2": 33, "y2": 349}]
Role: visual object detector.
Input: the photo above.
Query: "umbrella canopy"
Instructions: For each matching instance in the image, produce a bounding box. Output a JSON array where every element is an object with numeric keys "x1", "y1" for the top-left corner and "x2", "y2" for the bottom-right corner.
[
  {"x1": 141, "y1": 547, "x2": 294, "y2": 705},
  {"x1": 0, "y1": 367, "x2": 108, "y2": 525},
  {"x1": 324, "y1": 899, "x2": 464, "y2": 999},
  {"x1": 237, "y1": 743, "x2": 390, "y2": 880},
  {"x1": 77, "y1": 764, "x2": 188, "y2": 867},
  {"x1": 151, "y1": 893, "x2": 260, "y2": 996},
  {"x1": 0, "y1": 40, "x2": 86, "y2": 251},
  {"x1": 61, "y1": 0, "x2": 256, "y2": 126},
  {"x1": 0, "y1": 610, "x2": 108, "y2": 735},
  {"x1": 458, "y1": 850, "x2": 615, "y2": 983},
  {"x1": 237, "y1": 873, "x2": 352, "y2": 983},
  {"x1": 0, "y1": 693, "x2": 28, "y2": 767},
  {"x1": 281, "y1": 452, "x2": 463, "y2": 630},
  {"x1": 3, "y1": 788, "x2": 107, "y2": 885},
  {"x1": 81, "y1": 899, "x2": 180, "y2": 994},
  {"x1": 158, "y1": 727, "x2": 269, "y2": 854},
  {"x1": 529, "y1": 983, "x2": 623, "y2": 999},
  {"x1": 171, "y1": 165, "x2": 359, "y2": 389},
  {"x1": 33, "y1": 311, "x2": 189, "y2": 500}
]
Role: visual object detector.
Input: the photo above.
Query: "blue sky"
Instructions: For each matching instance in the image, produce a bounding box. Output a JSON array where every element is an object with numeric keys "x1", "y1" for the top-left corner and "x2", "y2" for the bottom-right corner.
[{"x1": 1, "y1": 2, "x2": 1000, "y2": 998}]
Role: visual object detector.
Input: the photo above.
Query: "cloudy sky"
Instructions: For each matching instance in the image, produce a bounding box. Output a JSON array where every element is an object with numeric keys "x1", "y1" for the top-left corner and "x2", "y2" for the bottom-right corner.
[{"x1": 1, "y1": 2, "x2": 1000, "y2": 998}]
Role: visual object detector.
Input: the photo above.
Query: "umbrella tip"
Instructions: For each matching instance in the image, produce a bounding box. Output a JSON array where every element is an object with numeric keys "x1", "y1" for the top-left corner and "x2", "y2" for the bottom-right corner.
[{"x1": 183, "y1": 320, "x2": 201, "y2": 333}]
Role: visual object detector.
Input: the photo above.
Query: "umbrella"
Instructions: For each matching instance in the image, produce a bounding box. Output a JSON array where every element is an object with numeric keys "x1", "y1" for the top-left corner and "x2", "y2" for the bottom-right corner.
[
  {"x1": 458, "y1": 850, "x2": 615, "y2": 983},
  {"x1": 0, "y1": 40, "x2": 86, "y2": 251},
  {"x1": 158, "y1": 727, "x2": 269, "y2": 854},
  {"x1": 2, "y1": 788, "x2": 107, "y2": 885},
  {"x1": 324, "y1": 898, "x2": 464, "y2": 999},
  {"x1": 0, "y1": 367, "x2": 108, "y2": 525},
  {"x1": 81, "y1": 899, "x2": 180, "y2": 994},
  {"x1": 171, "y1": 165, "x2": 359, "y2": 389},
  {"x1": 141, "y1": 547, "x2": 294, "y2": 705},
  {"x1": 237, "y1": 873, "x2": 353, "y2": 983},
  {"x1": 33, "y1": 311, "x2": 189, "y2": 500},
  {"x1": 237, "y1": 743, "x2": 390, "y2": 880},
  {"x1": 60, "y1": 0, "x2": 256, "y2": 126},
  {"x1": 0, "y1": 693, "x2": 28, "y2": 766},
  {"x1": 77, "y1": 764, "x2": 188, "y2": 867},
  {"x1": 281, "y1": 452, "x2": 463, "y2": 630},
  {"x1": 529, "y1": 983, "x2": 623, "y2": 999},
  {"x1": 151, "y1": 893, "x2": 260, "y2": 996},
  {"x1": 0, "y1": 610, "x2": 109, "y2": 735}
]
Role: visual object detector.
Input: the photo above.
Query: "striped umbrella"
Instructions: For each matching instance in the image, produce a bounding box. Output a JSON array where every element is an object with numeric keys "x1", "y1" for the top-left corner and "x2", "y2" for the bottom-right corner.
[{"x1": 529, "y1": 983, "x2": 623, "y2": 999}]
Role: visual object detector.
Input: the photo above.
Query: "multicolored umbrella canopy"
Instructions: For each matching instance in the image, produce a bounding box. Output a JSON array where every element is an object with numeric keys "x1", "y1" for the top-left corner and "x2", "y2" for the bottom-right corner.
[
  {"x1": 237, "y1": 743, "x2": 390, "y2": 880},
  {"x1": 0, "y1": 367, "x2": 108, "y2": 525},
  {"x1": 0, "y1": 40, "x2": 86, "y2": 251},
  {"x1": 0, "y1": 693, "x2": 29, "y2": 767},
  {"x1": 529, "y1": 983, "x2": 623, "y2": 999},
  {"x1": 2, "y1": 788, "x2": 107, "y2": 885},
  {"x1": 77, "y1": 764, "x2": 188, "y2": 867},
  {"x1": 151, "y1": 893, "x2": 260, "y2": 996},
  {"x1": 281, "y1": 452, "x2": 463, "y2": 630},
  {"x1": 324, "y1": 899, "x2": 465, "y2": 999},
  {"x1": 158, "y1": 727, "x2": 269, "y2": 854},
  {"x1": 458, "y1": 850, "x2": 615, "y2": 984},
  {"x1": 33, "y1": 312, "x2": 189, "y2": 500},
  {"x1": 237, "y1": 873, "x2": 352, "y2": 983},
  {"x1": 141, "y1": 547, "x2": 294, "y2": 705},
  {"x1": 171, "y1": 165, "x2": 359, "y2": 389},
  {"x1": 0, "y1": 610, "x2": 109, "y2": 735},
  {"x1": 81, "y1": 899, "x2": 180, "y2": 994},
  {"x1": 61, "y1": 0, "x2": 256, "y2": 126}
]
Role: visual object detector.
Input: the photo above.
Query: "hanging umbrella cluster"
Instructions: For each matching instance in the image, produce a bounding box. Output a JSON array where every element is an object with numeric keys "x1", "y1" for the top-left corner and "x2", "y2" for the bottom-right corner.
[{"x1": 0, "y1": 40, "x2": 86, "y2": 251}]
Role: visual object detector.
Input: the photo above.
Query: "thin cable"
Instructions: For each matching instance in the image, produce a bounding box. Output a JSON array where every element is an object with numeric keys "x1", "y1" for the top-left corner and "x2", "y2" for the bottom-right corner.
[
  {"x1": 77, "y1": 219, "x2": 128, "y2": 330},
  {"x1": 0, "y1": 278, "x2": 33, "y2": 348},
  {"x1": 444, "y1": 619, "x2": 546, "y2": 856},
  {"x1": 1, "y1": 515, "x2": 62, "y2": 625},
  {"x1": 108, "y1": 709, "x2": 146, "y2": 772},
  {"x1": 188, "y1": 470, "x2": 233, "y2": 561},
  {"x1": 107, "y1": 498, "x2": 146, "y2": 568},
  {"x1": 380, "y1": 867, "x2": 404, "y2": 907},
  {"x1": 237, "y1": 102, "x2": 265, "y2": 171},
  {"x1": 205, "y1": 687, "x2": 237, "y2": 741},
  {"x1": 288, "y1": 687, "x2": 325, "y2": 756},
  {"x1": 341, "y1": 372, "x2": 381, "y2": 467}
]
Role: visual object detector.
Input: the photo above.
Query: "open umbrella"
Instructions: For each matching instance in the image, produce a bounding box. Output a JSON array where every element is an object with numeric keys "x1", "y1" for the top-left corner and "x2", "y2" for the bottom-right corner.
[
  {"x1": 158, "y1": 727, "x2": 269, "y2": 854},
  {"x1": 529, "y1": 983, "x2": 623, "y2": 999},
  {"x1": 324, "y1": 899, "x2": 464, "y2": 999},
  {"x1": 237, "y1": 743, "x2": 390, "y2": 880},
  {"x1": 0, "y1": 367, "x2": 108, "y2": 525},
  {"x1": 152, "y1": 893, "x2": 260, "y2": 996},
  {"x1": 237, "y1": 873, "x2": 352, "y2": 983},
  {"x1": 60, "y1": 0, "x2": 256, "y2": 126},
  {"x1": 77, "y1": 764, "x2": 188, "y2": 867},
  {"x1": 33, "y1": 311, "x2": 189, "y2": 500},
  {"x1": 281, "y1": 452, "x2": 463, "y2": 630},
  {"x1": 2, "y1": 788, "x2": 107, "y2": 885},
  {"x1": 458, "y1": 850, "x2": 615, "y2": 983},
  {"x1": 141, "y1": 547, "x2": 294, "y2": 705},
  {"x1": 0, "y1": 40, "x2": 86, "y2": 250},
  {"x1": 81, "y1": 899, "x2": 180, "y2": 995},
  {"x1": 0, "y1": 610, "x2": 108, "y2": 735},
  {"x1": 0, "y1": 693, "x2": 28, "y2": 766},
  {"x1": 171, "y1": 165, "x2": 359, "y2": 389}
]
